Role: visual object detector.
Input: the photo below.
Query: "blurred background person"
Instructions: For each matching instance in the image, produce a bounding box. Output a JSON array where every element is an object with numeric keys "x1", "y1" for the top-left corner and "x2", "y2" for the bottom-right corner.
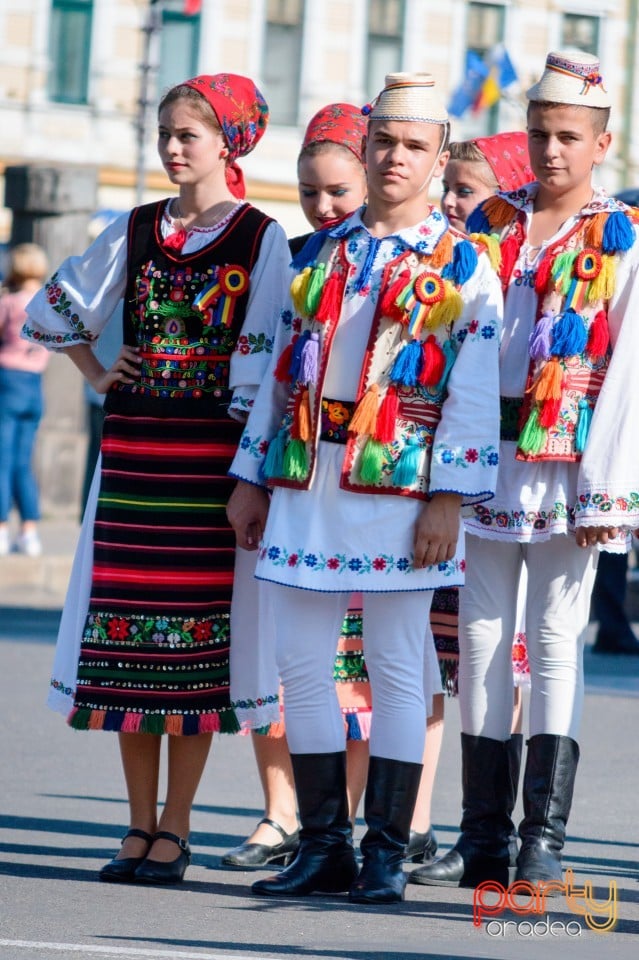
[{"x1": 0, "y1": 243, "x2": 49, "y2": 556}]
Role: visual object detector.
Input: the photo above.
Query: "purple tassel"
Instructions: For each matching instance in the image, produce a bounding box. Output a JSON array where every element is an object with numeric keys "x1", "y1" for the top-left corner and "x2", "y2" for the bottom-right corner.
[
  {"x1": 529, "y1": 312, "x2": 554, "y2": 361},
  {"x1": 300, "y1": 332, "x2": 319, "y2": 384}
]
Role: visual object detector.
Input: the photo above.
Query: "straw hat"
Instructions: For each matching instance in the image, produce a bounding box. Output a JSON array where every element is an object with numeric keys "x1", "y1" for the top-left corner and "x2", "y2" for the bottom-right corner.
[
  {"x1": 365, "y1": 72, "x2": 448, "y2": 124},
  {"x1": 526, "y1": 49, "x2": 610, "y2": 109}
]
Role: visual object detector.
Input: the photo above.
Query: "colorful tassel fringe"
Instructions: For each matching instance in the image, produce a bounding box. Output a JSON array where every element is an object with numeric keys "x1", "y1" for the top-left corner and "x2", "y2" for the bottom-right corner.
[
  {"x1": 392, "y1": 435, "x2": 422, "y2": 487},
  {"x1": 68, "y1": 707, "x2": 239, "y2": 735},
  {"x1": 359, "y1": 438, "x2": 384, "y2": 484}
]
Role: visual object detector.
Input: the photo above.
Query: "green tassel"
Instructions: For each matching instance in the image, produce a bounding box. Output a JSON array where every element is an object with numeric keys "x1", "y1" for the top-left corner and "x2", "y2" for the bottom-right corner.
[
  {"x1": 218, "y1": 709, "x2": 241, "y2": 734},
  {"x1": 304, "y1": 263, "x2": 326, "y2": 316},
  {"x1": 518, "y1": 406, "x2": 547, "y2": 455},
  {"x1": 141, "y1": 714, "x2": 167, "y2": 735},
  {"x1": 68, "y1": 708, "x2": 91, "y2": 731},
  {"x1": 551, "y1": 250, "x2": 578, "y2": 296},
  {"x1": 282, "y1": 438, "x2": 308, "y2": 480},
  {"x1": 359, "y1": 438, "x2": 384, "y2": 484}
]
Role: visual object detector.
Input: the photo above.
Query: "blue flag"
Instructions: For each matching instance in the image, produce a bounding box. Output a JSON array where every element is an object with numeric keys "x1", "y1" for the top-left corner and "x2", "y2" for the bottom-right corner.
[{"x1": 448, "y1": 50, "x2": 489, "y2": 118}]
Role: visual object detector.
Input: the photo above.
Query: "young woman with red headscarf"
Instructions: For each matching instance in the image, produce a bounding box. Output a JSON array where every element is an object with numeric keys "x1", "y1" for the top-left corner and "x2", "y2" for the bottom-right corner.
[{"x1": 24, "y1": 73, "x2": 290, "y2": 885}]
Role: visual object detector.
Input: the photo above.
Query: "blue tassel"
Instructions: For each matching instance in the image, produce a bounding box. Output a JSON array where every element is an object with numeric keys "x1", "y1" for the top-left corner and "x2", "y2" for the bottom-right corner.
[
  {"x1": 344, "y1": 713, "x2": 362, "y2": 741},
  {"x1": 466, "y1": 204, "x2": 491, "y2": 234},
  {"x1": 551, "y1": 309, "x2": 588, "y2": 357},
  {"x1": 575, "y1": 398, "x2": 592, "y2": 453},
  {"x1": 263, "y1": 427, "x2": 288, "y2": 479},
  {"x1": 290, "y1": 228, "x2": 327, "y2": 269},
  {"x1": 355, "y1": 236, "x2": 382, "y2": 292},
  {"x1": 389, "y1": 339, "x2": 423, "y2": 386},
  {"x1": 183, "y1": 715, "x2": 200, "y2": 735},
  {"x1": 442, "y1": 240, "x2": 478, "y2": 285},
  {"x1": 602, "y1": 210, "x2": 635, "y2": 254},
  {"x1": 288, "y1": 329, "x2": 310, "y2": 381},
  {"x1": 392, "y1": 434, "x2": 422, "y2": 487},
  {"x1": 103, "y1": 711, "x2": 123, "y2": 732},
  {"x1": 435, "y1": 339, "x2": 457, "y2": 392}
]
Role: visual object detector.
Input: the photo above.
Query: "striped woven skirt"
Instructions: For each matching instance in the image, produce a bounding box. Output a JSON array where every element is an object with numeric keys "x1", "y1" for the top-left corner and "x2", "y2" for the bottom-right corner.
[{"x1": 69, "y1": 413, "x2": 243, "y2": 735}]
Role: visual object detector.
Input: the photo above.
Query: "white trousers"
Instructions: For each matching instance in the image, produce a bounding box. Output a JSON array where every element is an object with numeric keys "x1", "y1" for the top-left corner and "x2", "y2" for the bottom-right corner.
[
  {"x1": 269, "y1": 584, "x2": 435, "y2": 763},
  {"x1": 459, "y1": 535, "x2": 598, "y2": 740}
]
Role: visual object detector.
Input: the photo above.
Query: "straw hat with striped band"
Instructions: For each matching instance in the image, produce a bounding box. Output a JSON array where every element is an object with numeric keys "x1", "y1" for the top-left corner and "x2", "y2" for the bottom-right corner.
[
  {"x1": 363, "y1": 72, "x2": 449, "y2": 124},
  {"x1": 526, "y1": 49, "x2": 610, "y2": 109}
]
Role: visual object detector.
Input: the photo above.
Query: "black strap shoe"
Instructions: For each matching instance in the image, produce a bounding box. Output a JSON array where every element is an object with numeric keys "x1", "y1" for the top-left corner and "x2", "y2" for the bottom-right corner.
[
  {"x1": 134, "y1": 830, "x2": 191, "y2": 885},
  {"x1": 221, "y1": 817, "x2": 300, "y2": 868},
  {"x1": 99, "y1": 828, "x2": 154, "y2": 883}
]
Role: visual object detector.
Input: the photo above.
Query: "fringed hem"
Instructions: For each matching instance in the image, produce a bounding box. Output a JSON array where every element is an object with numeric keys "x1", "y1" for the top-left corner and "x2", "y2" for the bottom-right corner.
[
  {"x1": 344, "y1": 709, "x2": 372, "y2": 741},
  {"x1": 231, "y1": 702, "x2": 282, "y2": 734},
  {"x1": 67, "y1": 706, "x2": 241, "y2": 735}
]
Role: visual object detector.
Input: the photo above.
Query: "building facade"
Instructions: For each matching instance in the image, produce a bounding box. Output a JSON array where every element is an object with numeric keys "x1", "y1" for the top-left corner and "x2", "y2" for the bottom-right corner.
[{"x1": 1, "y1": 0, "x2": 638, "y2": 514}]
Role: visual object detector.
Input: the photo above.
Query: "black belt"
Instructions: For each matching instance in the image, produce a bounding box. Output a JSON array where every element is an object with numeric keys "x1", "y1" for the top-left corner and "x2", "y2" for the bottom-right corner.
[{"x1": 500, "y1": 396, "x2": 523, "y2": 442}]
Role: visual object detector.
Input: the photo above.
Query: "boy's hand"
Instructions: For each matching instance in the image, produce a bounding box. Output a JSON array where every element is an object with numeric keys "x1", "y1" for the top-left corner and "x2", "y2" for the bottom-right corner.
[
  {"x1": 575, "y1": 525, "x2": 619, "y2": 547},
  {"x1": 227, "y1": 480, "x2": 270, "y2": 551},
  {"x1": 414, "y1": 492, "x2": 463, "y2": 569}
]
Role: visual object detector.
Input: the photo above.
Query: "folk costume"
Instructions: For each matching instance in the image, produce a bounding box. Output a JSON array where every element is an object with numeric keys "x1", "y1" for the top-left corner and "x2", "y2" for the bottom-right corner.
[
  {"x1": 417, "y1": 51, "x2": 639, "y2": 892},
  {"x1": 230, "y1": 73, "x2": 502, "y2": 903},
  {"x1": 26, "y1": 74, "x2": 288, "y2": 737}
]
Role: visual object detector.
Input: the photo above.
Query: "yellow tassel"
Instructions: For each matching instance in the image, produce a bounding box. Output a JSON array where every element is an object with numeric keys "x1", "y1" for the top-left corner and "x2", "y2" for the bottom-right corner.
[
  {"x1": 470, "y1": 232, "x2": 502, "y2": 271},
  {"x1": 290, "y1": 267, "x2": 312, "y2": 315},
  {"x1": 482, "y1": 195, "x2": 516, "y2": 229},
  {"x1": 586, "y1": 254, "x2": 616, "y2": 303},
  {"x1": 532, "y1": 357, "x2": 563, "y2": 402},
  {"x1": 584, "y1": 213, "x2": 607, "y2": 249},
  {"x1": 348, "y1": 384, "x2": 380, "y2": 436},
  {"x1": 429, "y1": 230, "x2": 453, "y2": 268},
  {"x1": 425, "y1": 282, "x2": 463, "y2": 329},
  {"x1": 298, "y1": 389, "x2": 311, "y2": 442}
]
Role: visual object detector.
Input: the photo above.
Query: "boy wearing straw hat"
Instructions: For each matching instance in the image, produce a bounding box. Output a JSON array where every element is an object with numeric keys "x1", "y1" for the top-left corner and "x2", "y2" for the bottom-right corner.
[
  {"x1": 414, "y1": 49, "x2": 639, "y2": 891},
  {"x1": 227, "y1": 72, "x2": 502, "y2": 904}
]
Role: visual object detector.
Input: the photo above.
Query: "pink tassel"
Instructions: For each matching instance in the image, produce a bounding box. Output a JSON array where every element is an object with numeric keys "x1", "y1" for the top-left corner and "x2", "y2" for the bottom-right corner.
[
  {"x1": 121, "y1": 713, "x2": 143, "y2": 733},
  {"x1": 199, "y1": 714, "x2": 220, "y2": 734}
]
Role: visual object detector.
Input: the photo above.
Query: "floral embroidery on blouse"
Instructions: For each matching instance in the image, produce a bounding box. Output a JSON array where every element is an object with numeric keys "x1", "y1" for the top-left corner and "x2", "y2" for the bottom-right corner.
[
  {"x1": 259, "y1": 543, "x2": 465, "y2": 578},
  {"x1": 471, "y1": 501, "x2": 573, "y2": 532},
  {"x1": 434, "y1": 444, "x2": 499, "y2": 469},
  {"x1": 574, "y1": 491, "x2": 639, "y2": 516}
]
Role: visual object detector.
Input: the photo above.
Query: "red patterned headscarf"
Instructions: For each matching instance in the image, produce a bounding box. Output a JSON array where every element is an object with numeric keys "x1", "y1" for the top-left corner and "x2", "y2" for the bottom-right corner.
[
  {"x1": 471, "y1": 131, "x2": 533, "y2": 192},
  {"x1": 183, "y1": 73, "x2": 269, "y2": 199},
  {"x1": 302, "y1": 103, "x2": 367, "y2": 164}
]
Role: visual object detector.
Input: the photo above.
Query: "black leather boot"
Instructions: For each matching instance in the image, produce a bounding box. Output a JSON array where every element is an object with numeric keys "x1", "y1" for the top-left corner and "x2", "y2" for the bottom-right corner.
[
  {"x1": 408, "y1": 734, "x2": 513, "y2": 888},
  {"x1": 516, "y1": 734, "x2": 579, "y2": 884},
  {"x1": 506, "y1": 733, "x2": 523, "y2": 867},
  {"x1": 349, "y1": 756, "x2": 422, "y2": 904},
  {"x1": 252, "y1": 752, "x2": 357, "y2": 897}
]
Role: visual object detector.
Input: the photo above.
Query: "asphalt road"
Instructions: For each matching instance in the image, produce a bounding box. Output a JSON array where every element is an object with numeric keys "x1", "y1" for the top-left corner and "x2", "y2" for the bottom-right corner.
[{"x1": 0, "y1": 606, "x2": 637, "y2": 960}]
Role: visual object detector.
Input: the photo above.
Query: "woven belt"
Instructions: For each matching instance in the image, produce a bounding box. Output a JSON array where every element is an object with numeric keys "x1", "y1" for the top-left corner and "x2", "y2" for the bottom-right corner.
[
  {"x1": 319, "y1": 397, "x2": 355, "y2": 443},
  {"x1": 500, "y1": 396, "x2": 524, "y2": 442}
]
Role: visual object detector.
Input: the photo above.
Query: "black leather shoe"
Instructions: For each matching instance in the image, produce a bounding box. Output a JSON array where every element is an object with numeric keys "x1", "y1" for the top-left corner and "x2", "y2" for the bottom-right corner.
[
  {"x1": 405, "y1": 826, "x2": 438, "y2": 864},
  {"x1": 221, "y1": 817, "x2": 300, "y2": 868},
  {"x1": 99, "y1": 828, "x2": 154, "y2": 883},
  {"x1": 252, "y1": 837, "x2": 358, "y2": 897},
  {"x1": 134, "y1": 831, "x2": 191, "y2": 885}
]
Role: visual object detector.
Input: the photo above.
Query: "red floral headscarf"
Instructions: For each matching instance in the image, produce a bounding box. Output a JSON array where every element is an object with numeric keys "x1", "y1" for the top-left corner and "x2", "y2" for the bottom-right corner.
[
  {"x1": 302, "y1": 103, "x2": 367, "y2": 164},
  {"x1": 471, "y1": 131, "x2": 533, "y2": 192},
  {"x1": 183, "y1": 73, "x2": 269, "y2": 199}
]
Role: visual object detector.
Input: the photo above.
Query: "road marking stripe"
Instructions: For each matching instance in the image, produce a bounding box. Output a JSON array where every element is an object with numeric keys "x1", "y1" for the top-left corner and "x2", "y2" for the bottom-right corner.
[{"x1": 0, "y1": 941, "x2": 269, "y2": 960}]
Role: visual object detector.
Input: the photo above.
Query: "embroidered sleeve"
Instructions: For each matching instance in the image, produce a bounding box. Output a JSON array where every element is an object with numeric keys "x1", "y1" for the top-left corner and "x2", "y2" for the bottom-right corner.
[
  {"x1": 429, "y1": 253, "x2": 502, "y2": 505},
  {"x1": 21, "y1": 214, "x2": 130, "y2": 349},
  {"x1": 228, "y1": 221, "x2": 292, "y2": 420}
]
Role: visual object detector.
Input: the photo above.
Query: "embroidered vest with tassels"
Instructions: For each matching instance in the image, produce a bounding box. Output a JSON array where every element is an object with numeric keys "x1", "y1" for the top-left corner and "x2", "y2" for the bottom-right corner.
[
  {"x1": 468, "y1": 192, "x2": 638, "y2": 463},
  {"x1": 263, "y1": 225, "x2": 481, "y2": 500}
]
